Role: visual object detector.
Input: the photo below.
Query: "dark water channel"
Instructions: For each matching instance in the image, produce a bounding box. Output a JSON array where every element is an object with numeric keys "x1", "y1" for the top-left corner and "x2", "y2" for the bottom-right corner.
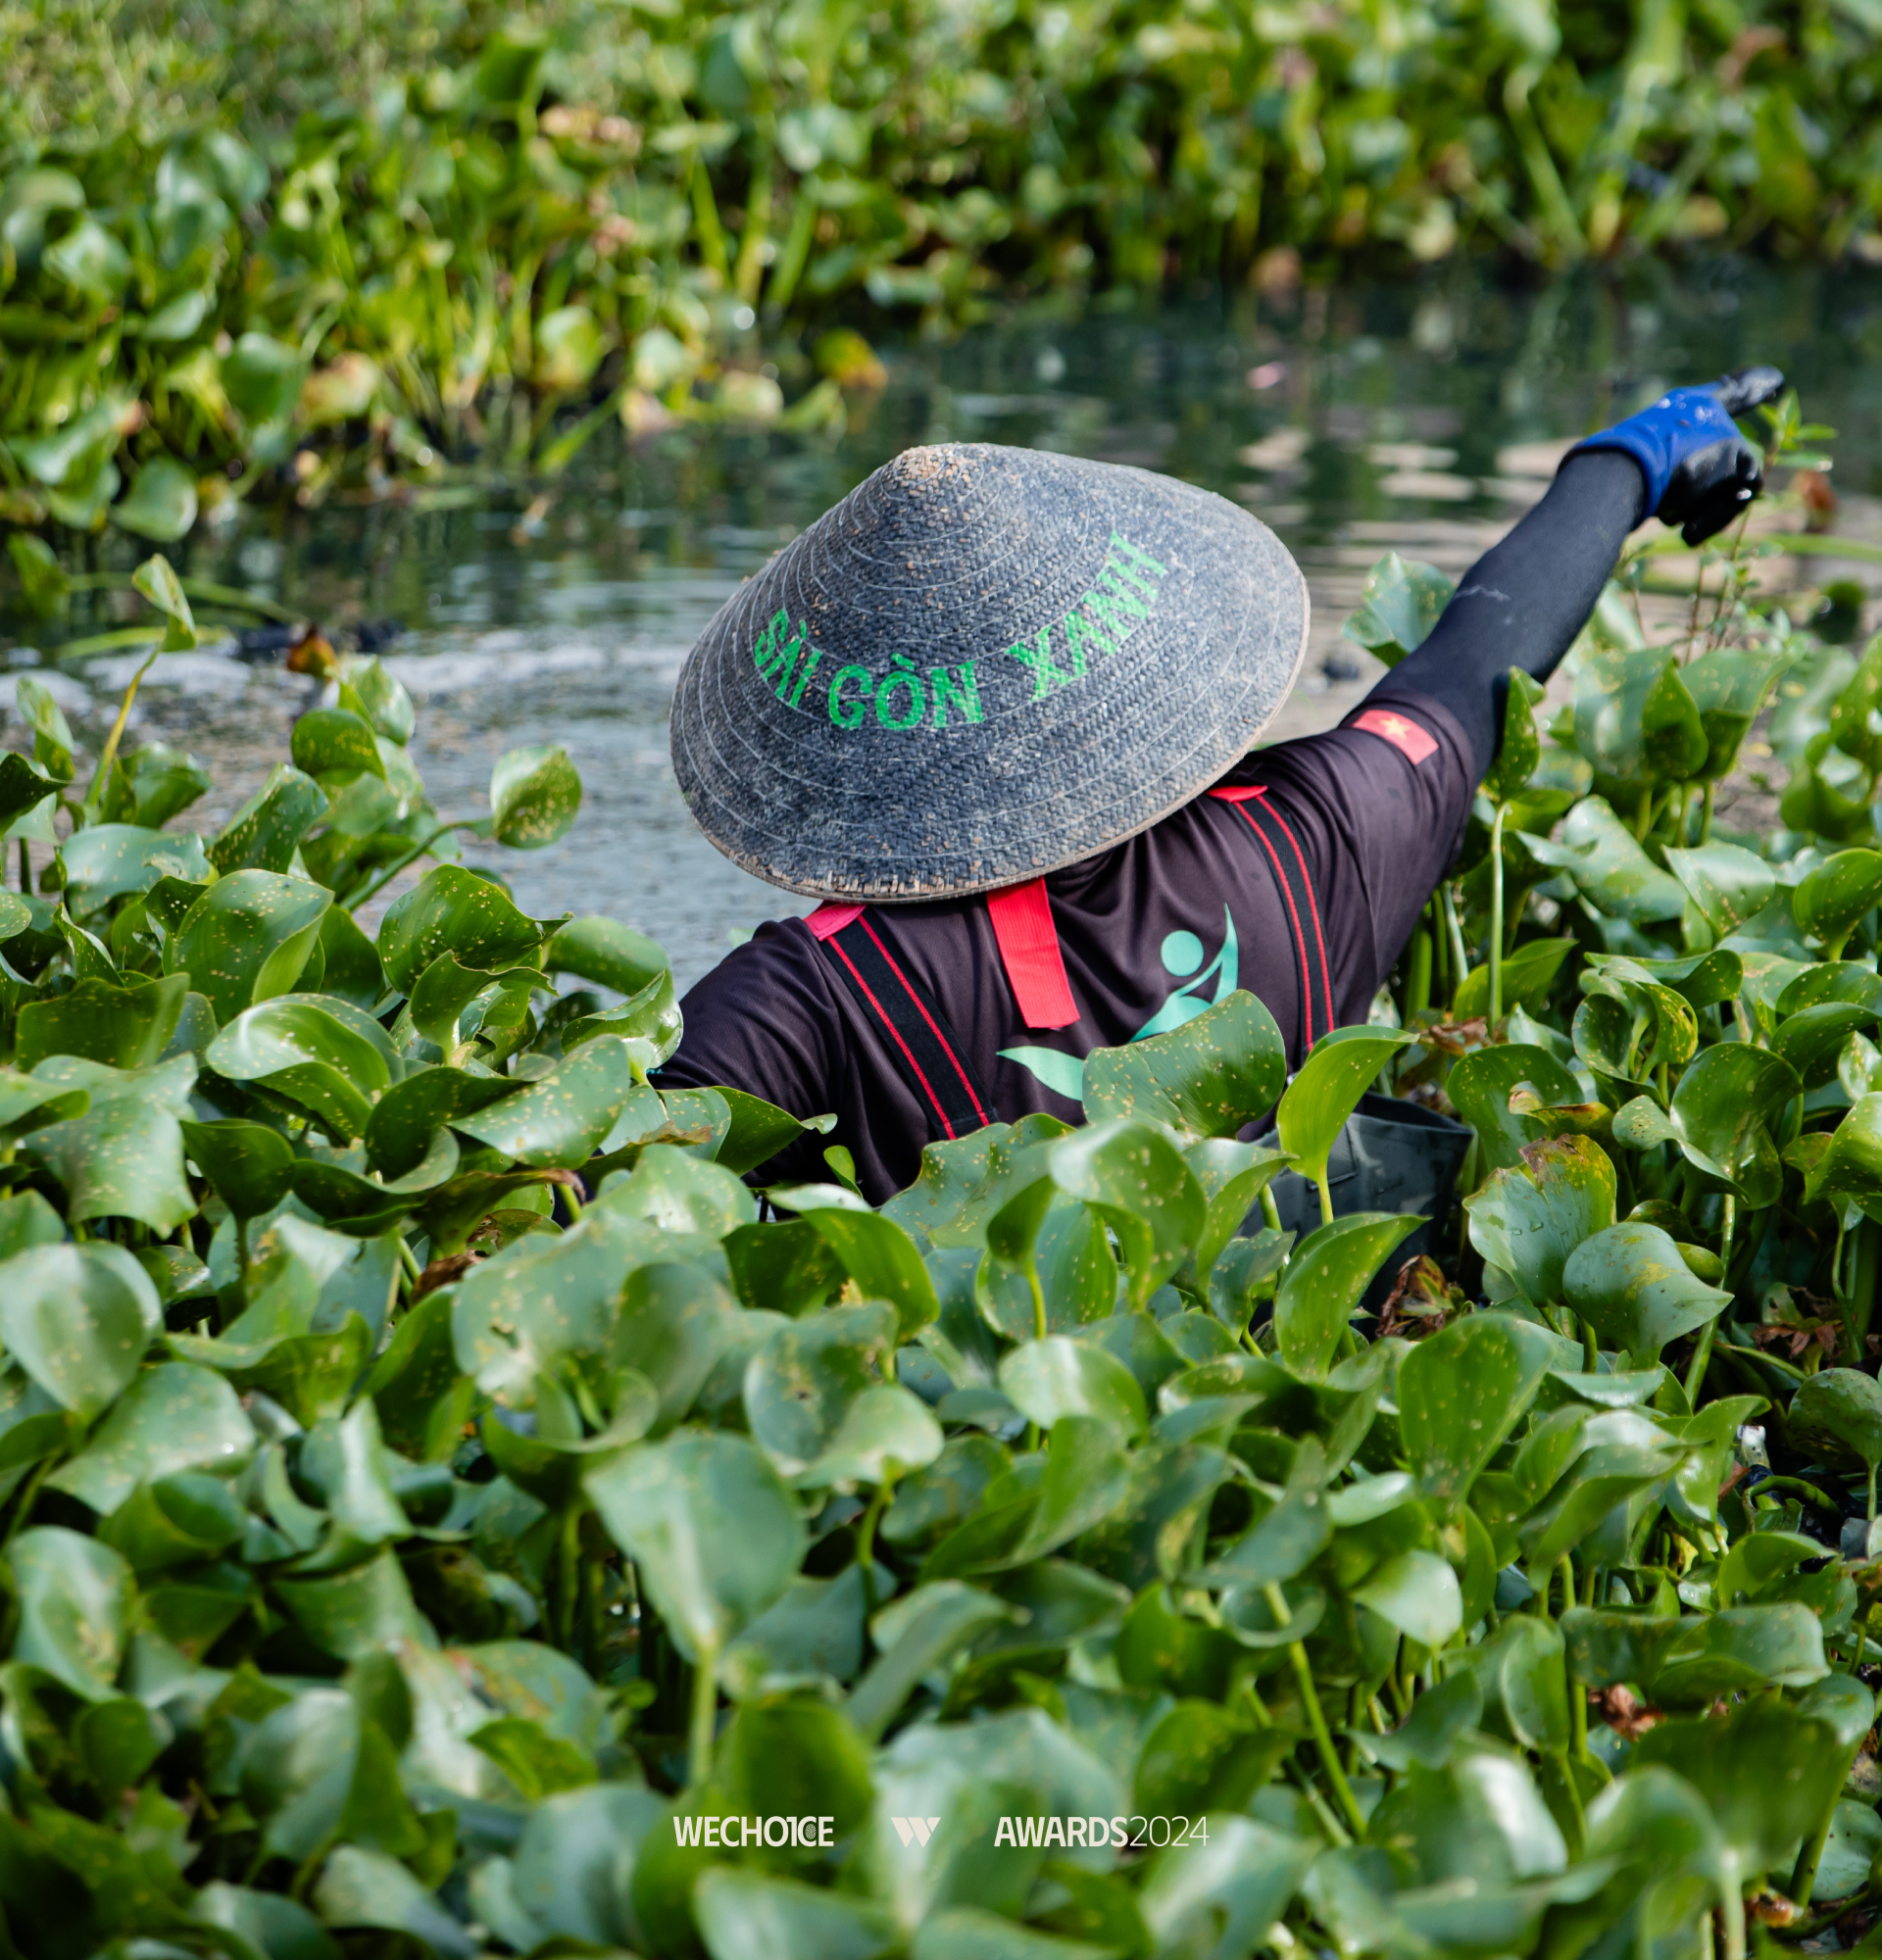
[{"x1": 9, "y1": 262, "x2": 1882, "y2": 993}]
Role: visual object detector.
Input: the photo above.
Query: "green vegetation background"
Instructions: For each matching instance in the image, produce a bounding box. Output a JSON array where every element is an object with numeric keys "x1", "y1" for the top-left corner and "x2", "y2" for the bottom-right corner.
[{"x1": 3, "y1": 0, "x2": 1882, "y2": 536}]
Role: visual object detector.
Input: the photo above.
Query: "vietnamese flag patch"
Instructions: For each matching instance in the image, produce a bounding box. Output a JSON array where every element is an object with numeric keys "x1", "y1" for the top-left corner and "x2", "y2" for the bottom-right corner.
[{"x1": 1354, "y1": 708, "x2": 1438, "y2": 765}]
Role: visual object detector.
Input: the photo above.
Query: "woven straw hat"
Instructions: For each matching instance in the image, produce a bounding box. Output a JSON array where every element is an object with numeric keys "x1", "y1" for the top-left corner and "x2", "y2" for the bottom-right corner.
[{"x1": 669, "y1": 442, "x2": 1310, "y2": 900}]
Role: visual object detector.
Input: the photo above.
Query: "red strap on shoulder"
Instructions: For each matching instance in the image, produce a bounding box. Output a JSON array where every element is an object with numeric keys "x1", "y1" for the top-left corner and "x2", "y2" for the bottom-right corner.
[
  {"x1": 804, "y1": 903, "x2": 867, "y2": 941},
  {"x1": 1207, "y1": 785, "x2": 1266, "y2": 804},
  {"x1": 987, "y1": 879, "x2": 1079, "y2": 1030}
]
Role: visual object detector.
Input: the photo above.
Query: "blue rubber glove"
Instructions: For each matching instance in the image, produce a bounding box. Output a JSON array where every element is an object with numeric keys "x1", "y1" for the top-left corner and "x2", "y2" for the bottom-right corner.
[{"x1": 1568, "y1": 365, "x2": 1786, "y2": 545}]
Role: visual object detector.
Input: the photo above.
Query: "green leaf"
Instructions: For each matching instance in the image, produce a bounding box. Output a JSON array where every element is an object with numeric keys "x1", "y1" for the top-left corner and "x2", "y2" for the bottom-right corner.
[
  {"x1": 696, "y1": 1869, "x2": 897, "y2": 1960},
  {"x1": 1625, "y1": 1042, "x2": 1799, "y2": 1208},
  {"x1": 1199, "y1": 1435, "x2": 1330, "y2": 1589},
  {"x1": 208, "y1": 764, "x2": 328, "y2": 875},
  {"x1": 1272, "y1": 1212, "x2": 1419, "y2": 1380},
  {"x1": 1464, "y1": 1135, "x2": 1617, "y2": 1304},
  {"x1": 24, "y1": 1052, "x2": 197, "y2": 1230},
  {"x1": 1453, "y1": 937, "x2": 1576, "y2": 1022},
  {"x1": 16, "y1": 971, "x2": 188, "y2": 1071},
  {"x1": 1684, "y1": 644, "x2": 1791, "y2": 780},
  {"x1": 1340, "y1": 553, "x2": 1455, "y2": 664},
  {"x1": 544, "y1": 914, "x2": 669, "y2": 996},
  {"x1": 223, "y1": 330, "x2": 307, "y2": 426},
  {"x1": 1399, "y1": 1313, "x2": 1560, "y2": 1509},
  {"x1": 8, "y1": 1526, "x2": 130, "y2": 1700},
  {"x1": 292, "y1": 707, "x2": 385, "y2": 781},
  {"x1": 168, "y1": 869, "x2": 331, "y2": 1022},
  {"x1": 1661, "y1": 842, "x2": 1775, "y2": 940},
  {"x1": 584, "y1": 1431, "x2": 807, "y2": 1663},
  {"x1": 181, "y1": 1118, "x2": 294, "y2": 1218},
  {"x1": 910, "y1": 1905, "x2": 1112, "y2": 1960},
  {"x1": 566, "y1": 966, "x2": 683, "y2": 1069},
  {"x1": 130, "y1": 552, "x2": 195, "y2": 649},
  {"x1": 780, "y1": 1201, "x2": 941, "y2": 1340},
  {"x1": 337, "y1": 658, "x2": 416, "y2": 746},
  {"x1": 1080, "y1": 992, "x2": 1287, "y2": 1139},
  {"x1": 1185, "y1": 1139, "x2": 1290, "y2": 1290},
  {"x1": 1633, "y1": 1696, "x2": 1843, "y2": 1869},
  {"x1": 454, "y1": 1034, "x2": 641, "y2": 1167},
  {"x1": 7, "y1": 533, "x2": 69, "y2": 617},
  {"x1": 490, "y1": 744, "x2": 582, "y2": 848},
  {"x1": 1580, "y1": 647, "x2": 1709, "y2": 787},
  {"x1": 1139, "y1": 1815, "x2": 1316, "y2": 1960},
  {"x1": 313, "y1": 1845, "x2": 474, "y2": 1958},
  {"x1": 0, "y1": 752, "x2": 60, "y2": 834},
  {"x1": 1789, "y1": 1367, "x2": 1882, "y2": 1472},
  {"x1": 58, "y1": 826, "x2": 211, "y2": 918},
  {"x1": 364, "y1": 1065, "x2": 520, "y2": 1179},
  {"x1": 1794, "y1": 848, "x2": 1882, "y2": 952},
  {"x1": 1274, "y1": 1026, "x2": 1413, "y2": 1202},
  {"x1": 1564, "y1": 1223, "x2": 1731, "y2": 1364},
  {"x1": 48, "y1": 1363, "x2": 255, "y2": 1513},
  {"x1": 1519, "y1": 797, "x2": 1689, "y2": 922},
  {"x1": 504, "y1": 1784, "x2": 664, "y2": 1947},
  {"x1": 0, "y1": 1242, "x2": 153, "y2": 1421},
  {"x1": 1353, "y1": 1547, "x2": 1463, "y2": 1646},
  {"x1": 743, "y1": 1300, "x2": 897, "y2": 1477},
  {"x1": 1004, "y1": 1414, "x2": 1133, "y2": 1563},
  {"x1": 114, "y1": 458, "x2": 198, "y2": 542},
  {"x1": 1049, "y1": 1118, "x2": 1204, "y2": 1310},
  {"x1": 207, "y1": 995, "x2": 394, "y2": 1141},
  {"x1": 1483, "y1": 668, "x2": 1548, "y2": 804},
  {"x1": 998, "y1": 1337, "x2": 1147, "y2": 1438},
  {"x1": 275, "y1": 1546, "x2": 433, "y2": 1659},
  {"x1": 378, "y1": 864, "x2": 542, "y2": 995}
]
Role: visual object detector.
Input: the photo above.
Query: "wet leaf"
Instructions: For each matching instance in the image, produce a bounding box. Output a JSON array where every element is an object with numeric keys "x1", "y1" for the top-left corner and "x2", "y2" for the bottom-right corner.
[
  {"x1": 378, "y1": 864, "x2": 542, "y2": 995},
  {"x1": 1465, "y1": 1135, "x2": 1616, "y2": 1303},
  {"x1": 168, "y1": 869, "x2": 331, "y2": 1021},
  {"x1": 208, "y1": 995, "x2": 394, "y2": 1140},
  {"x1": 1048, "y1": 1118, "x2": 1203, "y2": 1311},
  {"x1": 1275, "y1": 1026, "x2": 1413, "y2": 1204},
  {"x1": 8, "y1": 1526, "x2": 129, "y2": 1700},
  {"x1": 24, "y1": 1052, "x2": 196, "y2": 1230},
  {"x1": 1340, "y1": 553, "x2": 1454, "y2": 664},
  {"x1": 1789, "y1": 1367, "x2": 1882, "y2": 1472},
  {"x1": 1520, "y1": 797, "x2": 1688, "y2": 922},
  {"x1": 1563, "y1": 1222, "x2": 1730, "y2": 1364},
  {"x1": 489, "y1": 744, "x2": 582, "y2": 848},
  {"x1": 584, "y1": 1431, "x2": 806, "y2": 1662},
  {"x1": 1661, "y1": 842, "x2": 1774, "y2": 939},
  {"x1": 49, "y1": 1363, "x2": 255, "y2": 1513},
  {"x1": 0, "y1": 1241, "x2": 154, "y2": 1421},
  {"x1": 1081, "y1": 991, "x2": 1286, "y2": 1138},
  {"x1": 999, "y1": 1338, "x2": 1147, "y2": 1439},
  {"x1": 1794, "y1": 848, "x2": 1882, "y2": 953},
  {"x1": 1272, "y1": 1212, "x2": 1419, "y2": 1380},
  {"x1": 1399, "y1": 1313, "x2": 1559, "y2": 1508},
  {"x1": 455, "y1": 1033, "x2": 642, "y2": 1167},
  {"x1": 114, "y1": 457, "x2": 198, "y2": 541}
]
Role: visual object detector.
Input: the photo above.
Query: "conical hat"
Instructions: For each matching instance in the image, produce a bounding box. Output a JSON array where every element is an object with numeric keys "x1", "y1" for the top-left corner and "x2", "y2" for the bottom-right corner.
[{"x1": 669, "y1": 442, "x2": 1309, "y2": 899}]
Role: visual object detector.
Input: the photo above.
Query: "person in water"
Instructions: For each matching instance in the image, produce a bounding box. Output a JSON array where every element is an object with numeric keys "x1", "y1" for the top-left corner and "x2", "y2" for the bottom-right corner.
[{"x1": 655, "y1": 368, "x2": 1784, "y2": 1202}]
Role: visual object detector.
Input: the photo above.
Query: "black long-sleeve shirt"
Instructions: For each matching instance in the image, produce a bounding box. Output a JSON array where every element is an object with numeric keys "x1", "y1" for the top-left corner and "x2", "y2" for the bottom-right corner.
[{"x1": 657, "y1": 450, "x2": 1646, "y2": 1200}]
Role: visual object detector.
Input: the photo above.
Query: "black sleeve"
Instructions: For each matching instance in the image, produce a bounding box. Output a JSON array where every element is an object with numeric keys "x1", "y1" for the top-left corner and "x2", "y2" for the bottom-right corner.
[
  {"x1": 651, "y1": 919, "x2": 854, "y2": 1188},
  {"x1": 1363, "y1": 447, "x2": 1647, "y2": 777}
]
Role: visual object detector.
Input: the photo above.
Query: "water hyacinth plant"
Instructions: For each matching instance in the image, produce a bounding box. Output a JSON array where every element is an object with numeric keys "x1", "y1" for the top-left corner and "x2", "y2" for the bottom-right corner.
[
  {"x1": 6, "y1": 392, "x2": 1882, "y2": 1957},
  {"x1": 6, "y1": 0, "x2": 1882, "y2": 534}
]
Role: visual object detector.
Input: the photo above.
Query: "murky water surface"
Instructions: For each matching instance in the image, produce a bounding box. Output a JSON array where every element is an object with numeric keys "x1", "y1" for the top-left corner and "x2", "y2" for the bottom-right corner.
[{"x1": 10, "y1": 265, "x2": 1882, "y2": 993}]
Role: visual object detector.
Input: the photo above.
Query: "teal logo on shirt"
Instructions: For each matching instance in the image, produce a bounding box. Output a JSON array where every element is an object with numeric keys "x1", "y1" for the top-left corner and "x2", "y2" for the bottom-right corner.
[{"x1": 1001, "y1": 906, "x2": 1239, "y2": 1102}]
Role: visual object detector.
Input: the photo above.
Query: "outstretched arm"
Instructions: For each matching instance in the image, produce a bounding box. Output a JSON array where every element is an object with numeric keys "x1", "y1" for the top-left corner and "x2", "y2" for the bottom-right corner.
[{"x1": 1368, "y1": 365, "x2": 1785, "y2": 777}]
